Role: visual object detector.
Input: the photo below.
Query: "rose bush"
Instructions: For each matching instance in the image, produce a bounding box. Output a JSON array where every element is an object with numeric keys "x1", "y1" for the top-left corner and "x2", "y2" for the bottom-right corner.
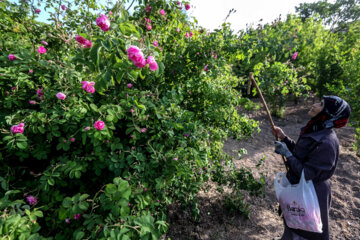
[{"x1": 0, "y1": 0, "x2": 262, "y2": 239}]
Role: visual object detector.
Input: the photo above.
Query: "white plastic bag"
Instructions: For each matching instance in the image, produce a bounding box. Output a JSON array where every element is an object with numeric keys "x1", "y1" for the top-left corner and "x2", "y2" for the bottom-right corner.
[{"x1": 274, "y1": 170, "x2": 323, "y2": 233}]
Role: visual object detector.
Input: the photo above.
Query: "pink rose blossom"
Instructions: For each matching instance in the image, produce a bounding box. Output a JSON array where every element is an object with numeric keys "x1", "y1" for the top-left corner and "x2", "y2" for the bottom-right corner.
[
  {"x1": 70, "y1": 138, "x2": 75, "y2": 142},
  {"x1": 177, "y1": 1, "x2": 181, "y2": 5},
  {"x1": 63, "y1": 140, "x2": 67, "y2": 143},
  {"x1": 56, "y1": 92, "x2": 66, "y2": 100},
  {"x1": 153, "y1": 40, "x2": 158, "y2": 47},
  {"x1": 146, "y1": 56, "x2": 158, "y2": 71},
  {"x1": 160, "y1": 9, "x2": 166, "y2": 15},
  {"x1": 94, "y1": 120, "x2": 105, "y2": 130},
  {"x1": 177, "y1": 28, "x2": 180, "y2": 32},
  {"x1": 190, "y1": 32, "x2": 193, "y2": 37},
  {"x1": 145, "y1": 5, "x2": 152, "y2": 12},
  {"x1": 83, "y1": 40, "x2": 93, "y2": 48},
  {"x1": 130, "y1": 109, "x2": 134, "y2": 113},
  {"x1": 8, "y1": 54, "x2": 17, "y2": 61},
  {"x1": 127, "y1": 83, "x2": 132, "y2": 88},
  {"x1": 144, "y1": 188, "x2": 147, "y2": 191},
  {"x1": 109, "y1": 11, "x2": 113, "y2": 15},
  {"x1": 5, "y1": 91, "x2": 9, "y2": 95},
  {"x1": 185, "y1": 32, "x2": 189, "y2": 38},
  {"x1": 29, "y1": 69, "x2": 33, "y2": 73},
  {"x1": 126, "y1": 46, "x2": 146, "y2": 68},
  {"x1": 36, "y1": 89, "x2": 44, "y2": 98},
  {"x1": 81, "y1": 81, "x2": 96, "y2": 93},
  {"x1": 29, "y1": 100, "x2": 36, "y2": 104},
  {"x1": 204, "y1": 64, "x2": 209, "y2": 71},
  {"x1": 84, "y1": 126, "x2": 90, "y2": 131},
  {"x1": 96, "y1": 14, "x2": 110, "y2": 31},
  {"x1": 146, "y1": 24, "x2": 152, "y2": 30},
  {"x1": 130, "y1": 135, "x2": 134, "y2": 138},
  {"x1": 65, "y1": 218, "x2": 70, "y2": 224},
  {"x1": 35, "y1": 8, "x2": 41, "y2": 14},
  {"x1": 41, "y1": 40, "x2": 48, "y2": 46},
  {"x1": 185, "y1": 3, "x2": 190, "y2": 10},
  {"x1": 141, "y1": 128, "x2": 147, "y2": 133},
  {"x1": 128, "y1": 203, "x2": 131, "y2": 207},
  {"x1": 174, "y1": 157, "x2": 178, "y2": 161},
  {"x1": 106, "y1": 140, "x2": 109, "y2": 143},
  {"x1": 38, "y1": 46, "x2": 47, "y2": 54},
  {"x1": 75, "y1": 35, "x2": 87, "y2": 45},
  {"x1": 74, "y1": 214, "x2": 81, "y2": 220},
  {"x1": 292, "y1": 52, "x2": 298, "y2": 60},
  {"x1": 61, "y1": 5, "x2": 67, "y2": 10},
  {"x1": 26, "y1": 195, "x2": 37, "y2": 205},
  {"x1": 11, "y1": 123, "x2": 25, "y2": 134}
]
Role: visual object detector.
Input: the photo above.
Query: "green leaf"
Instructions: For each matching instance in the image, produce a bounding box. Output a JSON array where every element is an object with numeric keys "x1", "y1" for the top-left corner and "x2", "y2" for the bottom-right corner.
[
  {"x1": 74, "y1": 231, "x2": 85, "y2": 240},
  {"x1": 90, "y1": 103, "x2": 99, "y2": 112},
  {"x1": 16, "y1": 141, "x2": 27, "y2": 149},
  {"x1": 62, "y1": 197, "x2": 72, "y2": 208},
  {"x1": 105, "y1": 184, "x2": 117, "y2": 195},
  {"x1": 47, "y1": 178, "x2": 55, "y2": 186}
]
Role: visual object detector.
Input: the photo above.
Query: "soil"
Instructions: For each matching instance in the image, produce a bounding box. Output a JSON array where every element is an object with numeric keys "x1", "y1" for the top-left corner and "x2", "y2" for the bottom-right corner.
[{"x1": 163, "y1": 97, "x2": 360, "y2": 240}]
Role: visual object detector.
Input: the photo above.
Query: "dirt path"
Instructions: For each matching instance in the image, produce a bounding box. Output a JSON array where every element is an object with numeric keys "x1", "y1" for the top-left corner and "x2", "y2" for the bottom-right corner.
[{"x1": 164, "y1": 97, "x2": 360, "y2": 240}]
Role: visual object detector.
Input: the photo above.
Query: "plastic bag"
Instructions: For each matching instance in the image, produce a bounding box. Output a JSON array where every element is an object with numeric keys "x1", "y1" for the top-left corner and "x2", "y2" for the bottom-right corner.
[{"x1": 274, "y1": 170, "x2": 323, "y2": 233}]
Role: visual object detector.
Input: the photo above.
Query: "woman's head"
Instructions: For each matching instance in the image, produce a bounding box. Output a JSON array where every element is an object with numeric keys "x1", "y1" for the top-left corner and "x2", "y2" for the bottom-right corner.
[
  {"x1": 322, "y1": 95, "x2": 351, "y2": 128},
  {"x1": 302, "y1": 96, "x2": 351, "y2": 135}
]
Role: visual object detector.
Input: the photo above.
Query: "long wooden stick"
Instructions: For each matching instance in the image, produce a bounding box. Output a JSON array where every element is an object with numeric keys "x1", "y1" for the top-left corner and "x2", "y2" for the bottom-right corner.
[{"x1": 249, "y1": 72, "x2": 288, "y2": 170}]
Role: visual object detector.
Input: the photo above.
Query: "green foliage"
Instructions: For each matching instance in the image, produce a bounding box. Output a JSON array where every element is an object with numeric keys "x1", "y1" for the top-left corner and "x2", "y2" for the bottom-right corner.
[{"x1": 0, "y1": 0, "x2": 261, "y2": 239}]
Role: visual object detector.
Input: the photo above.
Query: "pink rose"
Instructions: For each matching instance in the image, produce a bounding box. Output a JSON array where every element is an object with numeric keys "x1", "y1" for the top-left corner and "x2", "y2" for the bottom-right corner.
[
  {"x1": 29, "y1": 100, "x2": 36, "y2": 104},
  {"x1": 11, "y1": 123, "x2": 25, "y2": 134},
  {"x1": 177, "y1": 1, "x2": 181, "y2": 5},
  {"x1": 130, "y1": 109, "x2": 134, "y2": 113},
  {"x1": 146, "y1": 24, "x2": 152, "y2": 30},
  {"x1": 81, "y1": 81, "x2": 95, "y2": 93},
  {"x1": 96, "y1": 14, "x2": 110, "y2": 31},
  {"x1": 61, "y1": 5, "x2": 66, "y2": 10},
  {"x1": 291, "y1": 52, "x2": 298, "y2": 60},
  {"x1": 146, "y1": 56, "x2": 158, "y2": 72},
  {"x1": 145, "y1": 5, "x2": 152, "y2": 12},
  {"x1": 70, "y1": 138, "x2": 75, "y2": 142},
  {"x1": 174, "y1": 157, "x2": 178, "y2": 161},
  {"x1": 185, "y1": 3, "x2": 190, "y2": 10},
  {"x1": 127, "y1": 83, "x2": 132, "y2": 88},
  {"x1": 41, "y1": 40, "x2": 48, "y2": 46},
  {"x1": 160, "y1": 9, "x2": 165, "y2": 15},
  {"x1": 29, "y1": 69, "x2": 33, "y2": 73},
  {"x1": 38, "y1": 46, "x2": 47, "y2": 54},
  {"x1": 141, "y1": 128, "x2": 147, "y2": 133},
  {"x1": 185, "y1": 32, "x2": 189, "y2": 38},
  {"x1": 84, "y1": 126, "x2": 90, "y2": 131},
  {"x1": 83, "y1": 40, "x2": 93, "y2": 48},
  {"x1": 153, "y1": 40, "x2": 158, "y2": 47},
  {"x1": 176, "y1": 28, "x2": 180, "y2": 32},
  {"x1": 190, "y1": 31, "x2": 193, "y2": 37},
  {"x1": 126, "y1": 46, "x2": 146, "y2": 68},
  {"x1": 74, "y1": 214, "x2": 81, "y2": 220},
  {"x1": 94, "y1": 120, "x2": 105, "y2": 130},
  {"x1": 75, "y1": 35, "x2": 87, "y2": 45},
  {"x1": 204, "y1": 64, "x2": 209, "y2": 71},
  {"x1": 26, "y1": 195, "x2": 37, "y2": 205},
  {"x1": 56, "y1": 92, "x2": 66, "y2": 100},
  {"x1": 36, "y1": 89, "x2": 44, "y2": 98},
  {"x1": 65, "y1": 218, "x2": 70, "y2": 224},
  {"x1": 8, "y1": 54, "x2": 17, "y2": 61},
  {"x1": 109, "y1": 11, "x2": 113, "y2": 15},
  {"x1": 35, "y1": 8, "x2": 41, "y2": 14}
]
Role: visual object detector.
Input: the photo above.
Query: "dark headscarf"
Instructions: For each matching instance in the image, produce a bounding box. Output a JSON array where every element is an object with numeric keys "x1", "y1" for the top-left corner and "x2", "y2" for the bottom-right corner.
[{"x1": 301, "y1": 96, "x2": 351, "y2": 135}]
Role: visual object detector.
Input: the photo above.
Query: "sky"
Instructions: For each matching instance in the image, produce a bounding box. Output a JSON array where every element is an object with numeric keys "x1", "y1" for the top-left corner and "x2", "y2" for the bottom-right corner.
[
  {"x1": 28, "y1": 0, "x2": 321, "y2": 32},
  {"x1": 189, "y1": 0, "x2": 319, "y2": 32}
]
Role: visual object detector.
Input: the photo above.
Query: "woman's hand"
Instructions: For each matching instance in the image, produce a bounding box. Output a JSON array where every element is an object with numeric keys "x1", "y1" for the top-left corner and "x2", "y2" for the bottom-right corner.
[{"x1": 272, "y1": 126, "x2": 286, "y2": 140}]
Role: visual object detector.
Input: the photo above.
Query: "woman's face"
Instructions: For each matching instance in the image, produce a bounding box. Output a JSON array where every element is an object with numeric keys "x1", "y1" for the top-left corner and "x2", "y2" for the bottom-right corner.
[{"x1": 308, "y1": 100, "x2": 324, "y2": 117}]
